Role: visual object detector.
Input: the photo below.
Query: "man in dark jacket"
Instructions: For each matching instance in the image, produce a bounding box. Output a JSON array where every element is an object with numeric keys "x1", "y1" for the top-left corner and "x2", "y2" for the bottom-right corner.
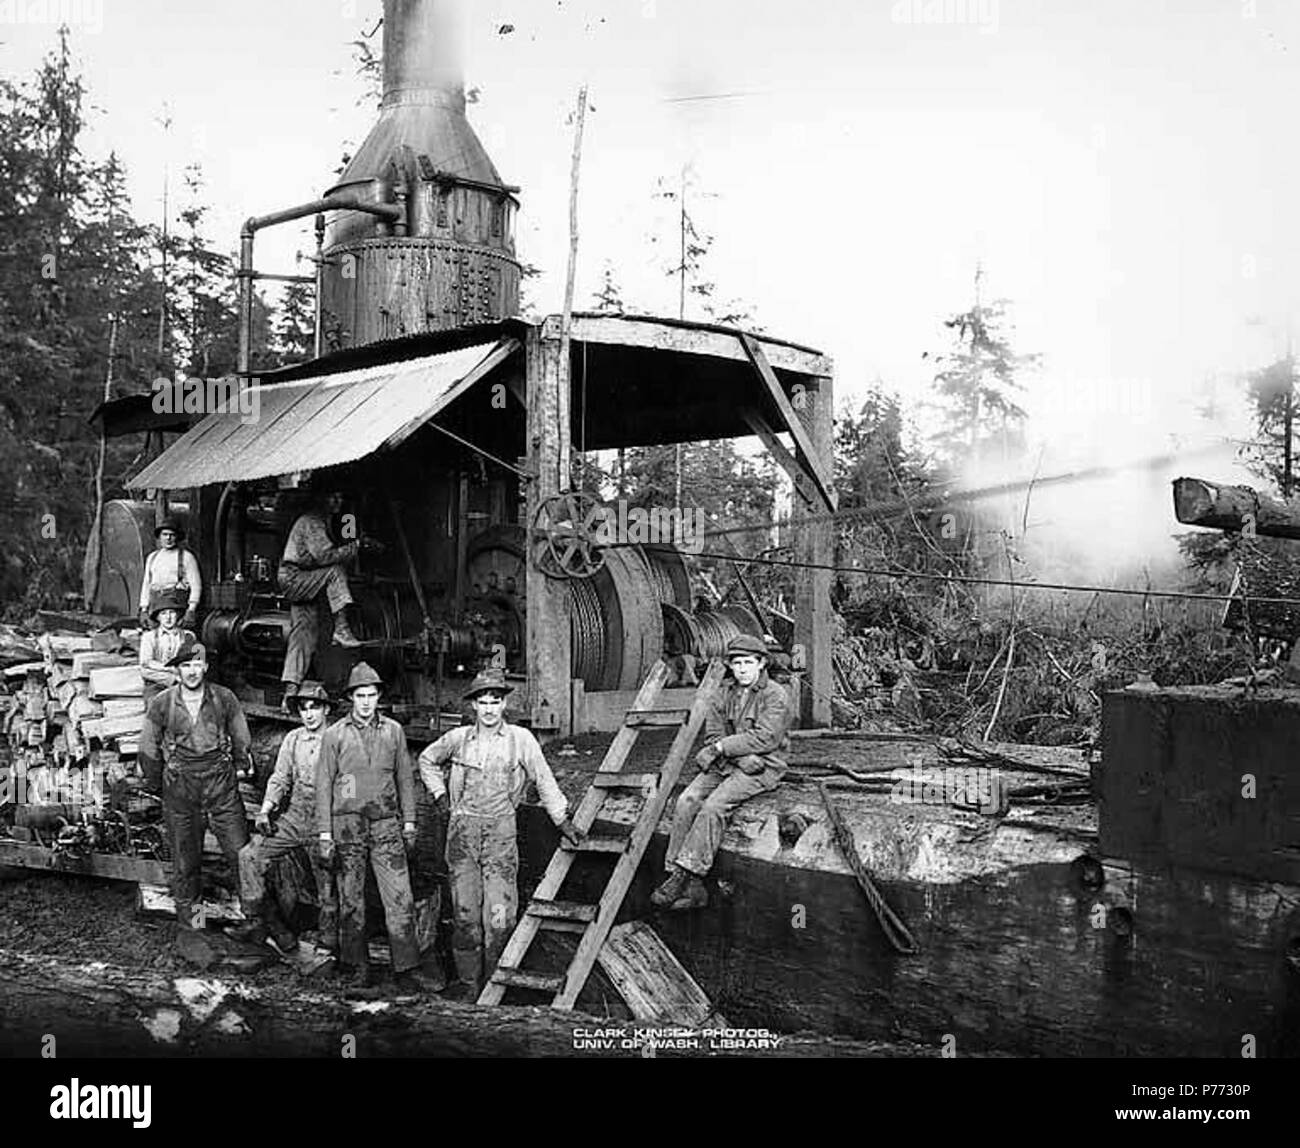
[
  {"x1": 652, "y1": 634, "x2": 792, "y2": 911},
  {"x1": 138, "y1": 638, "x2": 252, "y2": 937},
  {"x1": 317, "y1": 661, "x2": 442, "y2": 995}
]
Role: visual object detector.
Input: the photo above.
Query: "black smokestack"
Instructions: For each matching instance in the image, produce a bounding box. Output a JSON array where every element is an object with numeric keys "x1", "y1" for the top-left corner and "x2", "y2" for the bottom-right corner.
[{"x1": 319, "y1": 0, "x2": 521, "y2": 350}]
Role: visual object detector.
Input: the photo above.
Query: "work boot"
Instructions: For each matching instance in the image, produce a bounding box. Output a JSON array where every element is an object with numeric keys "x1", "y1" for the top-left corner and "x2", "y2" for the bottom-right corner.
[
  {"x1": 441, "y1": 980, "x2": 478, "y2": 1002},
  {"x1": 668, "y1": 875, "x2": 708, "y2": 912},
  {"x1": 338, "y1": 964, "x2": 380, "y2": 999},
  {"x1": 650, "y1": 867, "x2": 689, "y2": 907},
  {"x1": 228, "y1": 905, "x2": 268, "y2": 945},
  {"x1": 394, "y1": 967, "x2": 446, "y2": 995},
  {"x1": 331, "y1": 613, "x2": 361, "y2": 648},
  {"x1": 263, "y1": 903, "x2": 299, "y2": 956}
]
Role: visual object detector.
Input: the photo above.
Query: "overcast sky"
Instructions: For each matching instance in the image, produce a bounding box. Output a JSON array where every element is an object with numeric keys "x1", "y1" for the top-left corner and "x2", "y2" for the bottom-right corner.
[{"x1": 4, "y1": 0, "x2": 1296, "y2": 513}]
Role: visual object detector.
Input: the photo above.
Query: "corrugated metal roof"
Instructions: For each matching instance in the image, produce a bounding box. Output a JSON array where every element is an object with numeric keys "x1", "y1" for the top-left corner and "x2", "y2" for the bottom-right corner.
[{"x1": 129, "y1": 341, "x2": 510, "y2": 491}]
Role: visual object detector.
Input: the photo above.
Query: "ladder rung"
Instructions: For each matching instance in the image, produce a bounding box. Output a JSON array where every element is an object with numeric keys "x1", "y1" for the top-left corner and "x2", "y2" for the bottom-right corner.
[
  {"x1": 564, "y1": 835, "x2": 629, "y2": 854},
  {"x1": 527, "y1": 899, "x2": 599, "y2": 923},
  {"x1": 491, "y1": 968, "x2": 567, "y2": 993},
  {"x1": 537, "y1": 918, "x2": 587, "y2": 934},
  {"x1": 591, "y1": 772, "x2": 658, "y2": 789},
  {"x1": 625, "y1": 709, "x2": 689, "y2": 727}
]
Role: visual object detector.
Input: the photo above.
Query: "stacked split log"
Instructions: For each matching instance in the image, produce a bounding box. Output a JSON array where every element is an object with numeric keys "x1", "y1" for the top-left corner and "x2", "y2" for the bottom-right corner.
[{"x1": 1, "y1": 630, "x2": 147, "y2": 834}]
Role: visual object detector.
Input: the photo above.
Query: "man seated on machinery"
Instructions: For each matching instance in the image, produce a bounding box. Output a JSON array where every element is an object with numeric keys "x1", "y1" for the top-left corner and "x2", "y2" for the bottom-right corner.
[
  {"x1": 276, "y1": 486, "x2": 384, "y2": 712},
  {"x1": 233, "y1": 680, "x2": 338, "y2": 956},
  {"x1": 651, "y1": 634, "x2": 793, "y2": 912}
]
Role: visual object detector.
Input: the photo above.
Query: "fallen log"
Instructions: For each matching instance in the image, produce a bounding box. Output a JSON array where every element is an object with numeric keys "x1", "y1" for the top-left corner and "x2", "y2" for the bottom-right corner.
[
  {"x1": 1173, "y1": 476, "x2": 1300, "y2": 539},
  {"x1": 0, "y1": 946, "x2": 902, "y2": 1058}
]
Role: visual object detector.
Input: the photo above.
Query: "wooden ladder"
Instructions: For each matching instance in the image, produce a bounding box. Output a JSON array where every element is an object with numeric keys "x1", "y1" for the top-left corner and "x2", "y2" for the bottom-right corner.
[{"x1": 477, "y1": 657, "x2": 725, "y2": 1009}]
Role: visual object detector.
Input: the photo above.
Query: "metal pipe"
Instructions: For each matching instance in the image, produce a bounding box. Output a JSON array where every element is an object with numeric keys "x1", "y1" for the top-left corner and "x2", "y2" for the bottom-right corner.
[
  {"x1": 214, "y1": 481, "x2": 235, "y2": 580},
  {"x1": 313, "y1": 214, "x2": 325, "y2": 360},
  {"x1": 237, "y1": 194, "x2": 404, "y2": 376}
]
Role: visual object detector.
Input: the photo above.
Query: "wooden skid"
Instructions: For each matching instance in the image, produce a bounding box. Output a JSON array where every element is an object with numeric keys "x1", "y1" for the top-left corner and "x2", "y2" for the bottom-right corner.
[
  {"x1": 597, "y1": 921, "x2": 730, "y2": 1028},
  {"x1": 0, "y1": 840, "x2": 168, "y2": 886}
]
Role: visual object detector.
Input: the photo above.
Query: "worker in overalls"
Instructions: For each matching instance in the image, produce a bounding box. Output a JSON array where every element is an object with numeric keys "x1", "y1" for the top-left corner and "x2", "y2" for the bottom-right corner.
[
  {"x1": 417, "y1": 671, "x2": 583, "y2": 999},
  {"x1": 137, "y1": 588, "x2": 195, "y2": 705},
  {"x1": 277, "y1": 488, "x2": 383, "y2": 712},
  {"x1": 652, "y1": 634, "x2": 792, "y2": 911},
  {"x1": 233, "y1": 680, "x2": 337, "y2": 955},
  {"x1": 137, "y1": 638, "x2": 252, "y2": 939},
  {"x1": 316, "y1": 662, "x2": 442, "y2": 995},
  {"x1": 138, "y1": 515, "x2": 201, "y2": 629}
]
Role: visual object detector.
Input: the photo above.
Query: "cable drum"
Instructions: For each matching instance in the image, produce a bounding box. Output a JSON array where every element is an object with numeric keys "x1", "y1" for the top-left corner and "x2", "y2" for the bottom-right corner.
[
  {"x1": 661, "y1": 602, "x2": 703, "y2": 659},
  {"x1": 569, "y1": 574, "x2": 609, "y2": 691},
  {"x1": 693, "y1": 606, "x2": 762, "y2": 660},
  {"x1": 641, "y1": 544, "x2": 693, "y2": 609}
]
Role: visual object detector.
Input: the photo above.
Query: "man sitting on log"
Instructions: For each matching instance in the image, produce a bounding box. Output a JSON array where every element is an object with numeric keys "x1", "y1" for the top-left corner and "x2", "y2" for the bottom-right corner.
[
  {"x1": 277, "y1": 488, "x2": 384, "y2": 713},
  {"x1": 138, "y1": 638, "x2": 253, "y2": 948},
  {"x1": 233, "y1": 680, "x2": 338, "y2": 956},
  {"x1": 317, "y1": 662, "x2": 443, "y2": 996},
  {"x1": 652, "y1": 634, "x2": 792, "y2": 911},
  {"x1": 417, "y1": 670, "x2": 584, "y2": 1000}
]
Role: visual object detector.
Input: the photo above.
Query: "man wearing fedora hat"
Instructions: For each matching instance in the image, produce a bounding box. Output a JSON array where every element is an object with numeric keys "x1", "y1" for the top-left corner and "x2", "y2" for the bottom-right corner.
[
  {"x1": 316, "y1": 661, "x2": 441, "y2": 994},
  {"x1": 651, "y1": 633, "x2": 792, "y2": 911},
  {"x1": 138, "y1": 587, "x2": 195, "y2": 705},
  {"x1": 417, "y1": 669, "x2": 583, "y2": 998},
  {"x1": 138, "y1": 637, "x2": 253, "y2": 942},
  {"x1": 138, "y1": 515, "x2": 201, "y2": 630},
  {"x1": 233, "y1": 681, "x2": 338, "y2": 955}
]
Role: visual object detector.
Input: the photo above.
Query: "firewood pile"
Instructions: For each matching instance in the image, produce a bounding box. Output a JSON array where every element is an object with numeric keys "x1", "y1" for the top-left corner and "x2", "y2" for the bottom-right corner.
[{"x1": 2, "y1": 626, "x2": 150, "y2": 839}]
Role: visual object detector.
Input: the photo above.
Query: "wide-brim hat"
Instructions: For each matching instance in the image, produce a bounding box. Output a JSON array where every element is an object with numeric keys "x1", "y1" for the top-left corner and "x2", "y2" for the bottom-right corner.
[
  {"x1": 288, "y1": 680, "x2": 332, "y2": 709},
  {"x1": 166, "y1": 637, "x2": 207, "y2": 667},
  {"x1": 725, "y1": 634, "x2": 768, "y2": 659},
  {"x1": 344, "y1": 661, "x2": 384, "y2": 693},
  {"x1": 463, "y1": 670, "x2": 513, "y2": 701},
  {"x1": 148, "y1": 587, "x2": 189, "y2": 620},
  {"x1": 154, "y1": 515, "x2": 185, "y2": 541}
]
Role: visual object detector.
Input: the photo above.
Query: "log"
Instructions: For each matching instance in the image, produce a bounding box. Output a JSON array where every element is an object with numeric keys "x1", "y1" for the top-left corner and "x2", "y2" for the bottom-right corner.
[
  {"x1": 0, "y1": 947, "x2": 894, "y2": 1057},
  {"x1": 1173, "y1": 476, "x2": 1300, "y2": 539},
  {"x1": 89, "y1": 664, "x2": 144, "y2": 699},
  {"x1": 81, "y1": 713, "x2": 145, "y2": 741},
  {"x1": 74, "y1": 651, "x2": 133, "y2": 681}
]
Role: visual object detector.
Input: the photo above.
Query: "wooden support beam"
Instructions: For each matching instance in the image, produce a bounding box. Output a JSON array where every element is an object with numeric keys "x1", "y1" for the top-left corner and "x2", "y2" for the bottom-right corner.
[
  {"x1": 566, "y1": 313, "x2": 833, "y2": 378},
  {"x1": 742, "y1": 407, "x2": 819, "y2": 509},
  {"x1": 739, "y1": 333, "x2": 836, "y2": 513},
  {"x1": 0, "y1": 840, "x2": 168, "y2": 886},
  {"x1": 793, "y1": 375, "x2": 834, "y2": 727},
  {"x1": 525, "y1": 325, "x2": 573, "y2": 735}
]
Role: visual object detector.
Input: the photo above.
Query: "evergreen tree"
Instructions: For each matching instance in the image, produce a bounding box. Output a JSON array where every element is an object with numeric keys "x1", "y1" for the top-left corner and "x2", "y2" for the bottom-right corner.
[{"x1": 928, "y1": 269, "x2": 1037, "y2": 467}]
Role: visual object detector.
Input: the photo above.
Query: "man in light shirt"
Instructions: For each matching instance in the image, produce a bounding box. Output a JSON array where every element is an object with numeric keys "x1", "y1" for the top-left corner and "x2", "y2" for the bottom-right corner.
[
  {"x1": 137, "y1": 588, "x2": 194, "y2": 705},
  {"x1": 417, "y1": 670, "x2": 583, "y2": 999},
  {"x1": 138, "y1": 516, "x2": 201, "y2": 629}
]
